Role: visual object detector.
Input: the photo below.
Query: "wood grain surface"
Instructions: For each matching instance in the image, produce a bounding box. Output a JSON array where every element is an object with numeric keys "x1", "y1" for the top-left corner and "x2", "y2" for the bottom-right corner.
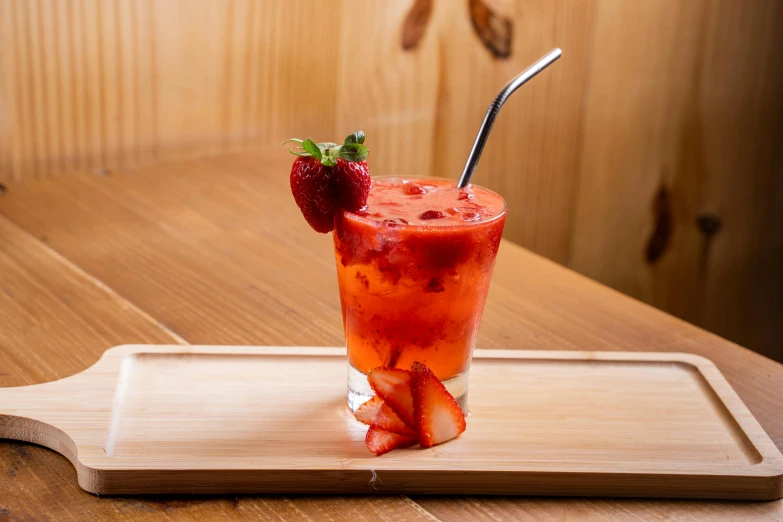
[
  {"x1": 570, "y1": 0, "x2": 783, "y2": 363},
  {"x1": 4, "y1": 346, "x2": 779, "y2": 498},
  {"x1": 0, "y1": 0, "x2": 340, "y2": 181},
  {"x1": 1, "y1": 150, "x2": 783, "y2": 519},
  {"x1": 1, "y1": 0, "x2": 782, "y2": 362},
  {"x1": 0, "y1": 215, "x2": 434, "y2": 520}
]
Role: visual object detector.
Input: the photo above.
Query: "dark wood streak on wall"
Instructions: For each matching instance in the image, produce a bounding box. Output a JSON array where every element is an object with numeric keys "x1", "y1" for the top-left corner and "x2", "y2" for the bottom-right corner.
[
  {"x1": 645, "y1": 185, "x2": 672, "y2": 265},
  {"x1": 401, "y1": 0, "x2": 433, "y2": 51},
  {"x1": 468, "y1": 0, "x2": 513, "y2": 59},
  {"x1": 695, "y1": 212, "x2": 722, "y2": 323}
]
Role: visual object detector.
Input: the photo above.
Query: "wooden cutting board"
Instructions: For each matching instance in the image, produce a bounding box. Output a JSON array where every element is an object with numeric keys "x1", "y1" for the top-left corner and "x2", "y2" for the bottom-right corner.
[{"x1": 1, "y1": 345, "x2": 781, "y2": 499}]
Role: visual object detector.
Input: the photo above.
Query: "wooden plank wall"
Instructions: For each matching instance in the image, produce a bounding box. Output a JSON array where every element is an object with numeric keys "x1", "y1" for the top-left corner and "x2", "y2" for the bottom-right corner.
[
  {"x1": 571, "y1": 0, "x2": 783, "y2": 361},
  {"x1": 0, "y1": 0, "x2": 339, "y2": 179},
  {"x1": 0, "y1": 0, "x2": 781, "y2": 360}
]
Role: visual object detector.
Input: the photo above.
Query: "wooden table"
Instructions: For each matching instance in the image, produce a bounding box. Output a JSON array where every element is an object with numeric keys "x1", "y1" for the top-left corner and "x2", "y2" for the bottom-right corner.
[{"x1": 1, "y1": 149, "x2": 781, "y2": 521}]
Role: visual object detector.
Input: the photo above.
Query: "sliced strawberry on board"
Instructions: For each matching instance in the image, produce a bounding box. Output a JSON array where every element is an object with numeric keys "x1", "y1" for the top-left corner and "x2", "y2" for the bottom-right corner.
[
  {"x1": 355, "y1": 396, "x2": 417, "y2": 438},
  {"x1": 367, "y1": 367, "x2": 415, "y2": 426},
  {"x1": 411, "y1": 361, "x2": 466, "y2": 448},
  {"x1": 365, "y1": 427, "x2": 417, "y2": 456}
]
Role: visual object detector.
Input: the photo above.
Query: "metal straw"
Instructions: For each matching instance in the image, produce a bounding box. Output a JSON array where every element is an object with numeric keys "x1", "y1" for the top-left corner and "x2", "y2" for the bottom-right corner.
[{"x1": 457, "y1": 48, "x2": 562, "y2": 188}]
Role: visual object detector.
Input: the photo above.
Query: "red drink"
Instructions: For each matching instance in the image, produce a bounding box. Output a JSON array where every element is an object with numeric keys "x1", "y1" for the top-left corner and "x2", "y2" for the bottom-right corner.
[{"x1": 334, "y1": 178, "x2": 506, "y2": 410}]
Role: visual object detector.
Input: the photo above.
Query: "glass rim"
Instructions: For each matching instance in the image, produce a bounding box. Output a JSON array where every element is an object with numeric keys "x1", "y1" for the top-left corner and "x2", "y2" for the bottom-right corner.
[{"x1": 341, "y1": 175, "x2": 508, "y2": 230}]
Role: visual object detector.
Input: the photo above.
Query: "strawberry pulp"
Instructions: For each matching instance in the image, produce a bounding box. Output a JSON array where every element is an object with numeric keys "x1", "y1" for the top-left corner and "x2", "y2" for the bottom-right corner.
[{"x1": 335, "y1": 178, "x2": 506, "y2": 409}]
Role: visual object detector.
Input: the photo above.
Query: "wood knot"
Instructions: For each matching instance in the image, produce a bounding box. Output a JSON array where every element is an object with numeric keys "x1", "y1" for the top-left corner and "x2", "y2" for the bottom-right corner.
[
  {"x1": 401, "y1": 0, "x2": 433, "y2": 51},
  {"x1": 645, "y1": 185, "x2": 673, "y2": 264},
  {"x1": 0, "y1": 183, "x2": 7, "y2": 194},
  {"x1": 468, "y1": 0, "x2": 513, "y2": 59},
  {"x1": 696, "y1": 213, "x2": 721, "y2": 238}
]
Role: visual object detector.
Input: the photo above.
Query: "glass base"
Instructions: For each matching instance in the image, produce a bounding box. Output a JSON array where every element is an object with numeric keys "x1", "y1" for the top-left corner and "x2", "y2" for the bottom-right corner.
[{"x1": 347, "y1": 364, "x2": 469, "y2": 413}]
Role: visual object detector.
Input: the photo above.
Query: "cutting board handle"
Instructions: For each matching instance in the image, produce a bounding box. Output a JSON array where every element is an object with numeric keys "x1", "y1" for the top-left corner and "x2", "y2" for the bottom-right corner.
[
  {"x1": 0, "y1": 379, "x2": 61, "y2": 421},
  {"x1": 0, "y1": 377, "x2": 89, "y2": 465},
  {"x1": 0, "y1": 345, "x2": 134, "y2": 444}
]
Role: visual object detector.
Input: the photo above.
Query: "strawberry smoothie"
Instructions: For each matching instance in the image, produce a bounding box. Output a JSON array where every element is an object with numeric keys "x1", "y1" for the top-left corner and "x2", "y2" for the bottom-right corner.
[{"x1": 334, "y1": 177, "x2": 506, "y2": 410}]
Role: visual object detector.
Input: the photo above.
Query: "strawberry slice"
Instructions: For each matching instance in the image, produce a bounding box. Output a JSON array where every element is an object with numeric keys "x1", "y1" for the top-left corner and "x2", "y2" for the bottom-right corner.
[
  {"x1": 365, "y1": 427, "x2": 416, "y2": 456},
  {"x1": 355, "y1": 396, "x2": 417, "y2": 438},
  {"x1": 411, "y1": 361, "x2": 466, "y2": 448},
  {"x1": 367, "y1": 367, "x2": 415, "y2": 426}
]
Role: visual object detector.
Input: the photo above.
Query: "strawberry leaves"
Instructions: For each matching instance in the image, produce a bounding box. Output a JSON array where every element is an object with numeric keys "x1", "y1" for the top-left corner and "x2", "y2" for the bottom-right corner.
[
  {"x1": 336, "y1": 144, "x2": 368, "y2": 162},
  {"x1": 343, "y1": 131, "x2": 365, "y2": 145},
  {"x1": 285, "y1": 131, "x2": 369, "y2": 166},
  {"x1": 301, "y1": 138, "x2": 322, "y2": 160},
  {"x1": 339, "y1": 131, "x2": 369, "y2": 162}
]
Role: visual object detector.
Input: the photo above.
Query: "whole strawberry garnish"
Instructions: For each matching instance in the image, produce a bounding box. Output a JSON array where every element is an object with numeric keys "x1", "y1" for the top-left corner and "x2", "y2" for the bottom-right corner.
[{"x1": 286, "y1": 131, "x2": 370, "y2": 233}]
